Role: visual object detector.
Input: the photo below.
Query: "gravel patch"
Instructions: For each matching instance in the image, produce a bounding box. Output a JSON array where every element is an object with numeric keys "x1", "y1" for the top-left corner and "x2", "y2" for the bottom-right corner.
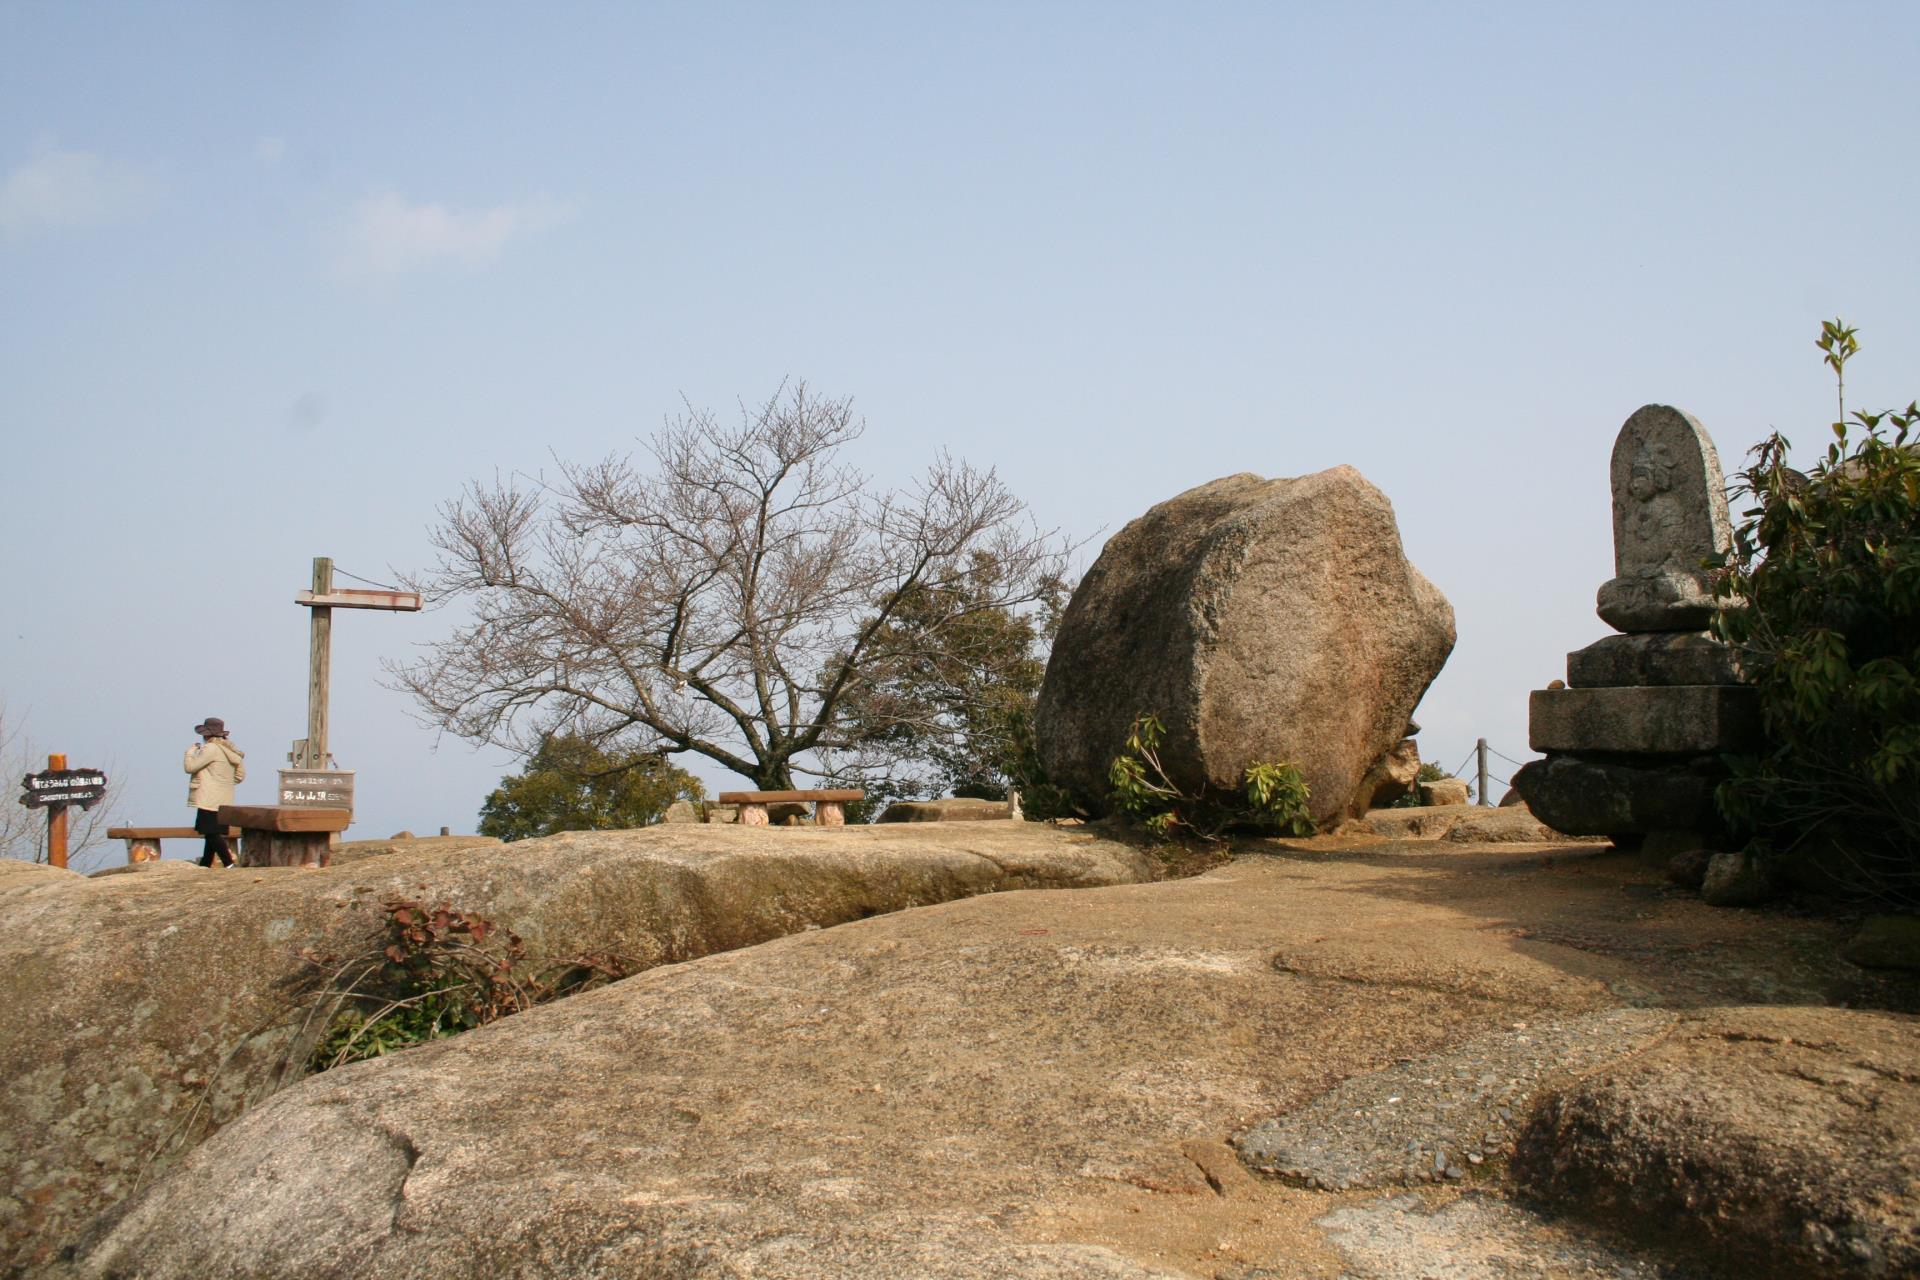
[
  {"x1": 1234, "y1": 1009, "x2": 1675, "y2": 1190},
  {"x1": 1309, "y1": 1191, "x2": 1691, "y2": 1279}
]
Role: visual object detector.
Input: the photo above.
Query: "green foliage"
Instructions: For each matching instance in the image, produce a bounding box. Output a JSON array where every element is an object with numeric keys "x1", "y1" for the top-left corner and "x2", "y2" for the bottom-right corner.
[
  {"x1": 1107, "y1": 713, "x2": 1314, "y2": 840},
  {"x1": 302, "y1": 896, "x2": 630, "y2": 1072},
  {"x1": 477, "y1": 733, "x2": 704, "y2": 841},
  {"x1": 1713, "y1": 320, "x2": 1920, "y2": 903},
  {"x1": 835, "y1": 556, "x2": 1074, "y2": 817}
]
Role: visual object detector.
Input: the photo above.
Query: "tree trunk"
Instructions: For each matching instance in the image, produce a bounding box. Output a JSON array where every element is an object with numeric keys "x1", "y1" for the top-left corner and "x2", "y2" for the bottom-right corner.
[{"x1": 754, "y1": 764, "x2": 797, "y2": 791}]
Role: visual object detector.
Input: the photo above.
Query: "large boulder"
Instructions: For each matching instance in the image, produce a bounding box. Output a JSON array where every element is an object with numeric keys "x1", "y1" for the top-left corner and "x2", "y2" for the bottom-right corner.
[
  {"x1": 1035, "y1": 468, "x2": 1454, "y2": 825},
  {"x1": 0, "y1": 825, "x2": 1157, "y2": 1273}
]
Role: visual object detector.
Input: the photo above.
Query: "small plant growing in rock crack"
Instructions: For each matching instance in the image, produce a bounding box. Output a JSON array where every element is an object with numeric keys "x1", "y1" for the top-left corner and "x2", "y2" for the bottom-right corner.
[
  {"x1": 1108, "y1": 713, "x2": 1314, "y2": 840},
  {"x1": 296, "y1": 895, "x2": 633, "y2": 1072}
]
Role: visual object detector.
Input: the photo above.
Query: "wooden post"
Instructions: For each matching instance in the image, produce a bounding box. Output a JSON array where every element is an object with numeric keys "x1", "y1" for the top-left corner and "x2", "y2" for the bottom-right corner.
[
  {"x1": 303, "y1": 557, "x2": 333, "y2": 770},
  {"x1": 1477, "y1": 738, "x2": 1491, "y2": 807},
  {"x1": 45, "y1": 753, "x2": 68, "y2": 869}
]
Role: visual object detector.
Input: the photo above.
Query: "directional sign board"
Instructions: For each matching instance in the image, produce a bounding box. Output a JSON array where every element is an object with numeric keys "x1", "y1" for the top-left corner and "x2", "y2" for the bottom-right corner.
[
  {"x1": 19, "y1": 768, "x2": 109, "y2": 810},
  {"x1": 279, "y1": 769, "x2": 355, "y2": 811}
]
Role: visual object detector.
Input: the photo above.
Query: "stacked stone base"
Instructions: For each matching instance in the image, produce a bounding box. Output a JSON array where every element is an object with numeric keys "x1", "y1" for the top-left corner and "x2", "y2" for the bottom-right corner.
[{"x1": 1514, "y1": 632, "x2": 1757, "y2": 852}]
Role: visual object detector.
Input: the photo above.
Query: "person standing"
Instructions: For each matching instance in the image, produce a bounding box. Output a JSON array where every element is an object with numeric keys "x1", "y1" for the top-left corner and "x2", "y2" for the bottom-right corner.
[{"x1": 184, "y1": 717, "x2": 246, "y2": 867}]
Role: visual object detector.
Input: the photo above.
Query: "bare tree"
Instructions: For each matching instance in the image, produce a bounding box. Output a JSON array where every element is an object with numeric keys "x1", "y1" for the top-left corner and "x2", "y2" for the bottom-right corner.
[{"x1": 392, "y1": 383, "x2": 1068, "y2": 791}]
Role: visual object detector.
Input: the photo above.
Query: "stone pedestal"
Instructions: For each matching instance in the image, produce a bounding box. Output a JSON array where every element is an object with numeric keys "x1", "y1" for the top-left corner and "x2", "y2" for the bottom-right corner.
[{"x1": 1513, "y1": 406, "x2": 1757, "y2": 852}]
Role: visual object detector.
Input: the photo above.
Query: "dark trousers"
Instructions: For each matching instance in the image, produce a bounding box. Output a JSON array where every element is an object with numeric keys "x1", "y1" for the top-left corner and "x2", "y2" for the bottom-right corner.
[{"x1": 195, "y1": 808, "x2": 233, "y2": 867}]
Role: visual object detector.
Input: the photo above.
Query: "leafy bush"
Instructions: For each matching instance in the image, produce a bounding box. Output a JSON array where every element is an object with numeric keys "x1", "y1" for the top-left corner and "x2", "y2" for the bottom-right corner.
[
  {"x1": 1107, "y1": 713, "x2": 1314, "y2": 839},
  {"x1": 1712, "y1": 319, "x2": 1920, "y2": 903},
  {"x1": 300, "y1": 896, "x2": 631, "y2": 1072},
  {"x1": 478, "y1": 733, "x2": 704, "y2": 841}
]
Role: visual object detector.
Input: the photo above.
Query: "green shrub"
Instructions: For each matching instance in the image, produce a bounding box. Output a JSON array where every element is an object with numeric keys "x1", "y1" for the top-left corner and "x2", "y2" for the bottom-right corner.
[
  {"x1": 1712, "y1": 319, "x2": 1920, "y2": 904},
  {"x1": 1107, "y1": 713, "x2": 1313, "y2": 839}
]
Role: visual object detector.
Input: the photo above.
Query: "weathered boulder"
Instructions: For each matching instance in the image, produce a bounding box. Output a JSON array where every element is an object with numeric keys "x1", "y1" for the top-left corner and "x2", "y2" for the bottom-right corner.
[
  {"x1": 660, "y1": 799, "x2": 700, "y2": 823},
  {"x1": 0, "y1": 824, "x2": 1157, "y2": 1273},
  {"x1": 1035, "y1": 468, "x2": 1454, "y2": 825},
  {"x1": 1417, "y1": 776, "x2": 1471, "y2": 807},
  {"x1": 877, "y1": 797, "x2": 1013, "y2": 823},
  {"x1": 1352, "y1": 737, "x2": 1421, "y2": 811},
  {"x1": 1333, "y1": 803, "x2": 1567, "y2": 844},
  {"x1": 1701, "y1": 848, "x2": 1775, "y2": 907},
  {"x1": 1844, "y1": 916, "x2": 1920, "y2": 972},
  {"x1": 1514, "y1": 1005, "x2": 1920, "y2": 1278}
]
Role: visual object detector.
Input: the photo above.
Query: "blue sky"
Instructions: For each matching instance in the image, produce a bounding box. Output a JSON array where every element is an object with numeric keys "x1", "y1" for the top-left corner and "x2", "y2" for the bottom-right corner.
[{"x1": 3, "y1": 2, "x2": 1917, "y2": 859}]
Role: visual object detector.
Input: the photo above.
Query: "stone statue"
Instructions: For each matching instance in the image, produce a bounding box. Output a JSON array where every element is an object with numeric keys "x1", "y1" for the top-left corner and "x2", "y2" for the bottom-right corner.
[
  {"x1": 1515, "y1": 404, "x2": 1760, "y2": 892},
  {"x1": 1594, "y1": 405, "x2": 1733, "y2": 632}
]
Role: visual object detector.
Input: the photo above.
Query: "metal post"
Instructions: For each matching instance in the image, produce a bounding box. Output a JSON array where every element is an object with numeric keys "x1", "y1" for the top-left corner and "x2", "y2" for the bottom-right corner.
[
  {"x1": 304, "y1": 557, "x2": 333, "y2": 770},
  {"x1": 1476, "y1": 738, "x2": 1490, "y2": 806},
  {"x1": 46, "y1": 752, "x2": 68, "y2": 869}
]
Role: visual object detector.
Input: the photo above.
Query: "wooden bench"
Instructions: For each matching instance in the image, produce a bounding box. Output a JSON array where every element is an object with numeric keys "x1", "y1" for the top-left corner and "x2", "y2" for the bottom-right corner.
[
  {"x1": 716, "y1": 790, "x2": 865, "y2": 828},
  {"x1": 107, "y1": 825, "x2": 245, "y2": 864},
  {"x1": 217, "y1": 805, "x2": 352, "y2": 868}
]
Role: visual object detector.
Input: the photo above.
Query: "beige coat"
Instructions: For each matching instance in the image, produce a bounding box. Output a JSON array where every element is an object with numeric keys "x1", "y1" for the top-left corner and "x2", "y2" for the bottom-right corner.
[{"x1": 184, "y1": 739, "x2": 246, "y2": 811}]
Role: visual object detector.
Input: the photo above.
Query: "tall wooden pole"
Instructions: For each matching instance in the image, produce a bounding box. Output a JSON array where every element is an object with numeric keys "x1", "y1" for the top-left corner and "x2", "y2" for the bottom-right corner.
[
  {"x1": 1476, "y1": 738, "x2": 1491, "y2": 807},
  {"x1": 45, "y1": 752, "x2": 68, "y2": 869},
  {"x1": 306, "y1": 557, "x2": 333, "y2": 770}
]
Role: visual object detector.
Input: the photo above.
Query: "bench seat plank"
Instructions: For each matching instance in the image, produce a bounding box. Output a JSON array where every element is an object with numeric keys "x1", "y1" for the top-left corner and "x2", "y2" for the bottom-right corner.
[
  {"x1": 217, "y1": 806, "x2": 352, "y2": 834},
  {"x1": 715, "y1": 790, "x2": 864, "y2": 804}
]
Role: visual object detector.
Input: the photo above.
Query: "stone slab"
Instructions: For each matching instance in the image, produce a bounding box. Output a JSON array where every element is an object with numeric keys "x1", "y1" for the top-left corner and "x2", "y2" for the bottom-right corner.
[
  {"x1": 1566, "y1": 632, "x2": 1741, "y2": 688},
  {"x1": 1510, "y1": 755, "x2": 1727, "y2": 838},
  {"x1": 1529, "y1": 686, "x2": 1759, "y2": 756},
  {"x1": 877, "y1": 798, "x2": 1014, "y2": 823}
]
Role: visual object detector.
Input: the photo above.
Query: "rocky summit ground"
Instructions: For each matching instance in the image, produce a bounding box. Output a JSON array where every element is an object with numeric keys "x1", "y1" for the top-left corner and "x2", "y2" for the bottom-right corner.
[
  {"x1": 46, "y1": 827, "x2": 1920, "y2": 1280},
  {"x1": 0, "y1": 822, "x2": 1156, "y2": 1274}
]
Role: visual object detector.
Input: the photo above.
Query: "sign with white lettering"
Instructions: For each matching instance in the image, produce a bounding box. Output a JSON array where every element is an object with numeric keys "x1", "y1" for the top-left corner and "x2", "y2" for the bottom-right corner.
[
  {"x1": 19, "y1": 768, "x2": 109, "y2": 810},
  {"x1": 278, "y1": 769, "x2": 355, "y2": 811}
]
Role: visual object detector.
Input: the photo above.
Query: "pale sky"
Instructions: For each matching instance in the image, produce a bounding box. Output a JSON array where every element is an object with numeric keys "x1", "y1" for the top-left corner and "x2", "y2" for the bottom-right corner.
[{"x1": 4, "y1": 2, "x2": 1917, "y2": 860}]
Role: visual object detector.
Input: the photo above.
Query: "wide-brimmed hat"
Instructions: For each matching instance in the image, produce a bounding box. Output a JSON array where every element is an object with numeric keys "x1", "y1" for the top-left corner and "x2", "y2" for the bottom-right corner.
[{"x1": 193, "y1": 717, "x2": 229, "y2": 738}]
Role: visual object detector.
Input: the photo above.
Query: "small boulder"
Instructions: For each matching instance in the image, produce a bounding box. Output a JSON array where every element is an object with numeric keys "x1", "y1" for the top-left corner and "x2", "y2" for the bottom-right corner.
[
  {"x1": 1842, "y1": 916, "x2": 1920, "y2": 972},
  {"x1": 661, "y1": 800, "x2": 700, "y2": 824},
  {"x1": 1666, "y1": 847, "x2": 1712, "y2": 890},
  {"x1": 1035, "y1": 468, "x2": 1454, "y2": 826},
  {"x1": 1701, "y1": 849, "x2": 1774, "y2": 907},
  {"x1": 1418, "y1": 777, "x2": 1471, "y2": 807}
]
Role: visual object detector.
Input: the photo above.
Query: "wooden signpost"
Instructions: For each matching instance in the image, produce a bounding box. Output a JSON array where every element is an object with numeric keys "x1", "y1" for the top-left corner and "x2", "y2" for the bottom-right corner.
[
  {"x1": 17, "y1": 753, "x2": 109, "y2": 870},
  {"x1": 277, "y1": 768, "x2": 355, "y2": 810},
  {"x1": 288, "y1": 555, "x2": 420, "y2": 774}
]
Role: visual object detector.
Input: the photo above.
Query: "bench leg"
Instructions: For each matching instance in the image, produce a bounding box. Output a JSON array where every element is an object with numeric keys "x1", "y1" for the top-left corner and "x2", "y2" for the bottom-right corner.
[
  {"x1": 814, "y1": 801, "x2": 845, "y2": 827},
  {"x1": 737, "y1": 803, "x2": 769, "y2": 826},
  {"x1": 126, "y1": 838, "x2": 160, "y2": 864}
]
